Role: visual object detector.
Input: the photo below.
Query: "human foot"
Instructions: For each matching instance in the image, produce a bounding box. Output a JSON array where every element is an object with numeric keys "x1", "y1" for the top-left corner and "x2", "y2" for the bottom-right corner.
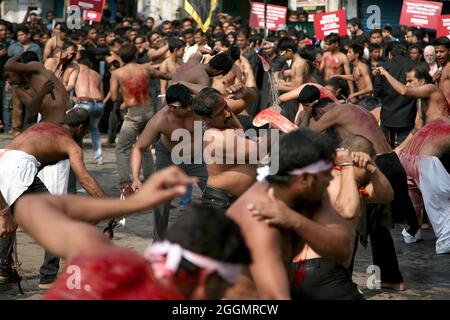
[{"x1": 381, "y1": 282, "x2": 406, "y2": 291}]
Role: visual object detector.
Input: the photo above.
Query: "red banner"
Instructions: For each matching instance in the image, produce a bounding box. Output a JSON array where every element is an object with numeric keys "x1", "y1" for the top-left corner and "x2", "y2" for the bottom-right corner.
[
  {"x1": 399, "y1": 0, "x2": 442, "y2": 30},
  {"x1": 313, "y1": 10, "x2": 347, "y2": 40},
  {"x1": 249, "y1": 2, "x2": 287, "y2": 31},
  {"x1": 437, "y1": 15, "x2": 450, "y2": 38},
  {"x1": 70, "y1": 0, "x2": 105, "y2": 22}
]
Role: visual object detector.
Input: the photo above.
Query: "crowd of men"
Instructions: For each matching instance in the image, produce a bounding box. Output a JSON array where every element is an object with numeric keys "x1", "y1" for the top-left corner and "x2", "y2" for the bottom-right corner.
[{"x1": 0, "y1": 7, "x2": 449, "y2": 300}]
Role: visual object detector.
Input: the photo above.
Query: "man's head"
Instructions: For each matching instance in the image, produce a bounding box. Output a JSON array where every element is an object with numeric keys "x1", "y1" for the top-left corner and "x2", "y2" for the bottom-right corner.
[
  {"x1": 46, "y1": 10, "x2": 54, "y2": 22},
  {"x1": 326, "y1": 77, "x2": 349, "y2": 99},
  {"x1": 277, "y1": 37, "x2": 297, "y2": 61},
  {"x1": 340, "y1": 135, "x2": 376, "y2": 186},
  {"x1": 266, "y1": 128, "x2": 335, "y2": 209},
  {"x1": 369, "y1": 29, "x2": 383, "y2": 46},
  {"x1": 389, "y1": 42, "x2": 406, "y2": 59},
  {"x1": 133, "y1": 36, "x2": 146, "y2": 52},
  {"x1": 433, "y1": 36, "x2": 450, "y2": 65},
  {"x1": 7, "y1": 51, "x2": 39, "y2": 85},
  {"x1": 161, "y1": 20, "x2": 173, "y2": 37},
  {"x1": 147, "y1": 204, "x2": 251, "y2": 300},
  {"x1": 347, "y1": 18, "x2": 362, "y2": 36},
  {"x1": 406, "y1": 27, "x2": 421, "y2": 44},
  {"x1": 86, "y1": 26, "x2": 97, "y2": 42},
  {"x1": 166, "y1": 84, "x2": 193, "y2": 117},
  {"x1": 182, "y1": 28, "x2": 195, "y2": 46},
  {"x1": 105, "y1": 31, "x2": 116, "y2": 44},
  {"x1": 62, "y1": 41, "x2": 77, "y2": 60},
  {"x1": 194, "y1": 29, "x2": 206, "y2": 45},
  {"x1": 109, "y1": 38, "x2": 122, "y2": 53},
  {"x1": 206, "y1": 53, "x2": 233, "y2": 77},
  {"x1": 148, "y1": 31, "x2": 163, "y2": 48},
  {"x1": 369, "y1": 43, "x2": 381, "y2": 61},
  {"x1": 382, "y1": 24, "x2": 393, "y2": 39},
  {"x1": 64, "y1": 108, "x2": 90, "y2": 143},
  {"x1": 146, "y1": 16, "x2": 155, "y2": 30},
  {"x1": 0, "y1": 21, "x2": 8, "y2": 40},
  {"x1": 424, "y1": 45, "x2": 436, "y2": 65},
  {"x1": 117, "y1": 43, "x2": 137, "y2": 64},
  {"x1": 347, "y1": 43, "x2": 364, "y2": 63},
  {"x1": 324, "y1": 33, "x2": 340, "y2": 52},
  {"x1": 16, "y1": 25, "x2": 30, "y2": 45},
  {"x1": 406, "y1": 65, "x2": 432, "y2": 87},
  {"x1": 181, "y1": 17, "x2": 194, "y2": 31},
  {"x1": 298, "y1": 85, "x2": 321, "y2": 109},
  {"x1": 236, "y1": 28, "x2": 249, "y2": 51},
  {"x1": 408, "y1": 44, "x2": 423, "y2": 62},
  {"x1": 193, "y1": 87, "x2": 234, "y2": 129}
]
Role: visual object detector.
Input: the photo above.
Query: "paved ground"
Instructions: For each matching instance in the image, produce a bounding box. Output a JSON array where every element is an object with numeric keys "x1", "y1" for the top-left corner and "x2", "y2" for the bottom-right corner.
[{"x1": 0, "y1": 133, "x2": 449, "y2": 300}]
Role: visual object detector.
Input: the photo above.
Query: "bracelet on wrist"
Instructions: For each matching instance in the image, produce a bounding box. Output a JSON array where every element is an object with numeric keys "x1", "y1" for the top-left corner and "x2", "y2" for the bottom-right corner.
[{"x1": 338, "y1": 162, "x2": 354, "y2": 167}]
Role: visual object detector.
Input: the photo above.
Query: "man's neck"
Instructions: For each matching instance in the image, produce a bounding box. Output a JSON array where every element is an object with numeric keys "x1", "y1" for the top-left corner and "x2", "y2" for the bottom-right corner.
[{"x1": 269, "y1": 183, "x2": 316, "y2": 218}]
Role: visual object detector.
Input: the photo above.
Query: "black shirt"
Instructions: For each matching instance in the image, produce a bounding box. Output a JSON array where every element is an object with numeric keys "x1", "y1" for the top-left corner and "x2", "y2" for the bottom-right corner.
[{"x1": 373, "y1": 55, "x2": 416, "y2": 128}]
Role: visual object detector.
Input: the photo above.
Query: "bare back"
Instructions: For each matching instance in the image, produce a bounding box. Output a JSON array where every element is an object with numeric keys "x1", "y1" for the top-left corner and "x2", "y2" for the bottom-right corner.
[
  {"x1": 75, "y1": 64, "x2": 103, "y2": 100},
  {"x1": 6, "y1": 123, "x2": 76, "y2": 166},
  {"x1": 171, "y1": 62, "x2": 210, "y2": 86},
  {"x1": 114, "y1": 63, "x2": 151, "y2": 107}
]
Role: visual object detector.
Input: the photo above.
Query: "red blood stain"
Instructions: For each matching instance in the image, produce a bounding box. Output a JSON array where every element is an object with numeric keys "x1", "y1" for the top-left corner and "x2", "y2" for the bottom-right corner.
[
  {"x1": 123, "y1": 75, "x2": 149, "y2": 105},
  {"x1": 29, "y1": 123, "x2": 66, "y2": 136}
]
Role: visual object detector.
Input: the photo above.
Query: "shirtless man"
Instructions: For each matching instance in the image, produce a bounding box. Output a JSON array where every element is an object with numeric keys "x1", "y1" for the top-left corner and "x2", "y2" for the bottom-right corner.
[
  {"x1": 74, "y1": 57, "x2": 104, "y2": 165},
  {"x1": 110, "y1": 44, "x2": 171, "y2": 186},
  {"x1": 0, "y1": 108, "x2": 105, "y2": 289},
  {"x1": 398, "y1": 118, "x2": 450, "y2": 254},
  {"x1": 276, "y1": 37, "x2": 309, "y2": 92},
  {"x1": 319, "y1": 33, "x2": 354, "y2": 95},
  {"x1": 224, "y1": 128, "x2": 352, "y2": 299},
  {"x1": 44, "y1": 41, "x2": 80, "y2": 93},
  {"x1": 433, "y1": 37, "x2": 450, "y2": 104},
  {"x1": 159, "y1": 38, "x2": 185, "y2": 96},
  {"x1": 131, "y1": 84, "x2": 208, "y2": 240},
  {"x1": 375, "y1": 65, "x2": 449, "y2": 131},
  {"x1": 298, "y1": 85, "x2": 419, "y2": 290},
  {"x1": 334, "y1": 43, "x2": 373, "y2": 106},
  {"x1": 192, "y1": 87, "x2": 259, "y2": 209},
  {"x1": 264, "y1": 137, "x2": 392, "y2": 299},
  {"x1": 43, "y1": 22, "x2": 67, "y2": 62},
  {"x1": 171, "y1": 52, "x2": 234, "y2": 86},
  {"x1": 13, "y1": 168, "x2": 250, "y2": 300},
  {"x1": 147, "y1": 31, "x2": 170, "y2": 64},
  {"x1": 5, "y1": 51, "x2": 72, "y2": 124}
]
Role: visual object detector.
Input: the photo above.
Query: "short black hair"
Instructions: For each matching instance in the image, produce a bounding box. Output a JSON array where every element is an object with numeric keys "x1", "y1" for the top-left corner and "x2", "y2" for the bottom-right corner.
[
  {"x1": 63, "y1": 41, "x2": 77, "y2": 51},
  {"x1": 208, "y1": 53, "x2": 233, "y2": 75},
  {"x1": 165, "y1": 204, "x2": 252, "y2": 265},
  {"x1": 277, "y1": 37, "x2": 297, "y2": 52},
  {"x1": 237, "y1": 28, "x2": 249, "y2": 39},
  {"x1": 348, "y1": 17, "x2": 362, "y2": 29},
  {"x1": 324, "y1": 33, "x2": 340, "y2": 45},
  {"x1": 192, "y1": 87, "x2": 223, "y2": 117},
  {"x1": 166, "y1": 84, "x2": 192, "y2": 108},
  {"x1": 18, "y1": 51, "x2": 39, "y2": 63},
  {"x1": 382, "y1": 24, "x2": 393, "y2": 33},
  {"x1": 266, "y1": 128, "x2": 336, "y2": 185},
  {"x1": 109, "y1": 60, "x2": 121, "y2": 69},
  {"x1": 64, "y1": 108, "x2": 90, "y2": 128},
  {"x1": 16, "y1": 25, "x2": 30, "y2": 35},
  {"x1": 408, "y1": 44, "x2": 423, "y2": 54},
  {"x1": 370, "y1": 29, "x2": 382, "y2": 38},
  {"x1": 408, "y1": 27, "x2": 422, "y2": 40},
  {"x1": 390, "y1": 42, "x2": 406, "y2": 57},
  {"x1": 407, "y1": 65, "x2": 432, "y2": 84},
  {"x1": 349, "y1": 42, "x2": 364, "y2": 58},
  {"x1": 369, "y1": 43, "x2": 381, "y2": 52},
  {"x1": 228, "y1": 45, "x2": 240, "y2": 62},
  {"x1": 168, "y1": 37, "x2": 185, "y2": 53},
  {"x1": 341, "y1": 135, "x2": 376, "y2": 159},
  {"x1": 182, "y1": 28, "x2": 194, "y2": 36},
  {"x1": 298, "y1": 85, "x2": 320, "y2": 103},
  {"x1": 433, "y1": 36, "x2": 450, "y2": 49},
  {"x1": 118, "y1": 43, "x2": 137, "y2": 63}
]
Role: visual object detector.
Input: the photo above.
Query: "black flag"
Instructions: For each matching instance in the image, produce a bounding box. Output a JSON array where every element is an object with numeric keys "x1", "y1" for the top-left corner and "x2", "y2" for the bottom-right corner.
[{"x1": 184, "y1": 0, "x2": 218, "y2": 32}]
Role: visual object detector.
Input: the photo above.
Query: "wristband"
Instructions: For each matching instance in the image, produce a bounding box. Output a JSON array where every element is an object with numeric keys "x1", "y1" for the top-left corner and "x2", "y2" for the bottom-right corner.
[{"x1": 338, "y1": 162, "x2": 354, "y2": 167}]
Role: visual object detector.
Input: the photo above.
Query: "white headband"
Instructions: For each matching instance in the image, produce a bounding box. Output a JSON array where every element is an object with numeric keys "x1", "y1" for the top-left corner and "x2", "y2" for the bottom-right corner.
[
  {"x1": 144, "y1": 241, "x2": 242, "y2": 284},
  {"x1": 257, "y1": 160, "x2": 333, "y2": 182}
]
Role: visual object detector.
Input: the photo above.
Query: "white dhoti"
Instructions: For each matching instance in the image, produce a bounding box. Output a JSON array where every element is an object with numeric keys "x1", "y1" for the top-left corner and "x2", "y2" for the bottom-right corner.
[
  {"x1": 0, "y1": 149, "x2": 41, "y2": 205},
  {"x1": 37, "y1": 159, "x2": 71, "y2": 195},
  {"x1": 418, "y1": 156, "x2": 450, "y2": 254}
]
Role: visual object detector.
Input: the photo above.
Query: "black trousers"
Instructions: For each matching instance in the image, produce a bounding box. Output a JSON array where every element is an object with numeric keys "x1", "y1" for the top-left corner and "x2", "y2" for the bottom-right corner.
[
  {"x1": 380, "y1": 124, "x2": 413, "y2": 148},
  {"x1": 363, "y1": 152, "x2": 419, "y2": 284},
  {"x1": 201, "y1": 185, "x2": 237, "y2": 210},
  {"x1": 292, "y1": 258, "x2": 364, "y2": 300},
  {"x1": 0, "y1": 176, "x2": 60, "y2": 284}
]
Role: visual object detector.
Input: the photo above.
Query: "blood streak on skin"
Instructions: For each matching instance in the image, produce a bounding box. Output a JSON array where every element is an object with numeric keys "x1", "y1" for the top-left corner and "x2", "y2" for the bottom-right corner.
[
  {"x1": 29, "y1": 123, "x2": 66, "y2": 136},
  {"x1": 124, "y1": 75, "x2": 149, "y2": 105}
]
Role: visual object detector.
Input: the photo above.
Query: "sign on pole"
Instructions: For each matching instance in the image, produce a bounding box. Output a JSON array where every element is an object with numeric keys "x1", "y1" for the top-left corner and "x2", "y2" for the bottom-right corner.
[{"x1": 249, "y1": 2, "x2": 288, "y2": 31}]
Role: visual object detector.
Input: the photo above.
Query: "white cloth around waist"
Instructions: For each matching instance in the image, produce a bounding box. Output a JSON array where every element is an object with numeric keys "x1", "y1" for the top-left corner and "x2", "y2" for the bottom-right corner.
[
  {"x1": 418, "y1": 156, "x2": 450, "y2": 254},
  {"x1": 37, "y1": 159, "x2": 71, "y2": 195},
  {"x1": 0, "y1": 149, "x2": 41, "y2": 206}
]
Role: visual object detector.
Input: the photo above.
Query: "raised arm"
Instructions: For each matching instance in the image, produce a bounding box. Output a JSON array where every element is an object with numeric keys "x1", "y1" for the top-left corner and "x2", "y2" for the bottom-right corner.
[
  {"x1": 15, "y1": 166, "x2": 196, "y2": 259},
  {"x1": 15, "y1": 79, "x2": 55, "y2": 115},
  {"x1": 65, "y1": 64, "x2": 80, "y2": 92},
  {"x1": 225, "y1": 84, "x2": 257, "y2": 115},
  {"x1": 377, "y1": 66, "x2": 434, "y2": 98},
  {"x1": 148, "y1": 43, "x2": 169, "y2": 61},
  {"x1": 148, "y1": 63, "x2": 172, "y2": 80},
  {"x1": 4, "y1": 55, "x2": 42, "y2": 73}
]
